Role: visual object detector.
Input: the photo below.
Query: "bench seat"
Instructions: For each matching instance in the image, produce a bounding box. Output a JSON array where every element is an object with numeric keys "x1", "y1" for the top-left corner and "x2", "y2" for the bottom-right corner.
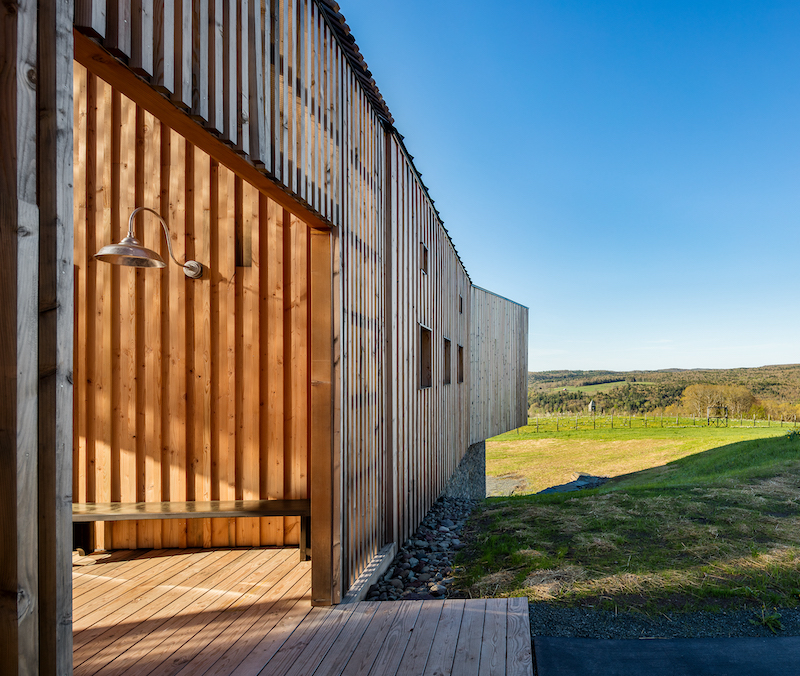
[{"x1": 72, "y1": 499, "x2": 310, "y2": 560}]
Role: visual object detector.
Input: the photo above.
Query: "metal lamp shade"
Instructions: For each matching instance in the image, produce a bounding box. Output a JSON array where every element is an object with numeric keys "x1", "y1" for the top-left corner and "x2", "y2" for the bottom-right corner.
[
  {"x1": 94, "y1": 235, "x2": 167, "y2": 268},
  {"x1": 93, "y1": 207, "x2": 204, "y2": 279}
]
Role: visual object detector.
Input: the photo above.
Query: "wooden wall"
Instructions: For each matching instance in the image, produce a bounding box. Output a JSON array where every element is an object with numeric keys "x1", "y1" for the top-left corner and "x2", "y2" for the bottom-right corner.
[
  {"x1": 338, "y1": 72, "x2": 388, "y2": 582},
  {"x1": 2, "y1": 0, "x2": 74, "y2": 672},
  {"x1": 469, "y1": 286, "x2": 529, "y2": 443},
  {"x1": 73, "y1": 63, "x2": 312, "y2": 550},
  {"x1": 74, "y1": 0, "x2": 347, "y2": 225},
  {"x1": 70, "y1": 0, "x2": 529, "y2": 596},
  {"x1": 388, "y1": 137, "x2": 472, "y2": 551}
]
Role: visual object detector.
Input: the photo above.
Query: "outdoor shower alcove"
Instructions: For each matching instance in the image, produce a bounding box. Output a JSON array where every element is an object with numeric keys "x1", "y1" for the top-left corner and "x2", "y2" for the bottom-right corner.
[{"x1": 72, "y1": 60, "x2": 334, "y2": 598}]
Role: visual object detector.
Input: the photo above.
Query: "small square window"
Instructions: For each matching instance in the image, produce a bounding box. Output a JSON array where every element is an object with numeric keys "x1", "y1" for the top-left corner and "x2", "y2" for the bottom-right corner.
[
  {"x1": 420, "y1": 325, "x2": 432, "y2": 389},
  {"x1": 420, "y1": 243, "x2": 428, "y2": 274},
  {"x1": 443, "y1": 338, "x2": 452, "y2": 385},
  {"x1": 457, "y1": 345, "x2": 464, "y2": 383}
]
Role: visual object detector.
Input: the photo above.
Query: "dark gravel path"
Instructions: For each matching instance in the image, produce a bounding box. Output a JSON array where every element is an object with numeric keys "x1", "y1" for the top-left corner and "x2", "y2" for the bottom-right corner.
[{"x1": 529, "y1": 604, "x2": 800, "y2": 639}]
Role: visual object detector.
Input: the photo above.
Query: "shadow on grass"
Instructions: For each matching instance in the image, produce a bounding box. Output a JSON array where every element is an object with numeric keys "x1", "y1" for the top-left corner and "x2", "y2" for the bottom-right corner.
[{"x1": 458, "y1": 432, "x2": 800, "y2": 612}]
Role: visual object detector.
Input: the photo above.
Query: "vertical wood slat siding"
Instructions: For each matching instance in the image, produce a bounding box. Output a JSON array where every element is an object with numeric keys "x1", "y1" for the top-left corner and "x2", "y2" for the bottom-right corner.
[
  {"x1": 387, "y1": 136, "x2": 472, "y2": 554},
  {"x1": 75, "y1": 0, "x2": 343, "y2": 227},
  {"x1": 469, "y1": 287, "x2": 529, "y2": 444},
  {"x1": 73, "y1": 69, "x2": 310, "y2": 549},
  {"x1": 72, "y1": 0, "x2": 529, "y2": 594}
]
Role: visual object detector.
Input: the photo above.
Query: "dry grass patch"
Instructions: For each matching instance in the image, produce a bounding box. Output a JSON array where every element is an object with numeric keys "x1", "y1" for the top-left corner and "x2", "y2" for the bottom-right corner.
[{"x1": 457, "y1": 446, "x2": 800, "y2": 613}]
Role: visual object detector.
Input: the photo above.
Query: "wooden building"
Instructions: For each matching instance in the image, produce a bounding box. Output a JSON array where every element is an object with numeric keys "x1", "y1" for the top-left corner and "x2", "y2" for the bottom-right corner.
[{"x1": 1, "y1": 0, "x2": 528, "y2": 672}]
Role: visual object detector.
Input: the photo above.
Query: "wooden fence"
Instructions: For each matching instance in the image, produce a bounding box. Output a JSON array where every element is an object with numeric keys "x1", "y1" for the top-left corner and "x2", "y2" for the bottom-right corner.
[{"x1": 523, "y1": 413, "x2": 800, "y2": 433}]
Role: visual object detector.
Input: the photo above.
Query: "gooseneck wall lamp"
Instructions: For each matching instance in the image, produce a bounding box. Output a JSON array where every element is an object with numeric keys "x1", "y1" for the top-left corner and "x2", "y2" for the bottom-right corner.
[{"x1": 94, "y1": 206, "x2": 205, "y2": 279}]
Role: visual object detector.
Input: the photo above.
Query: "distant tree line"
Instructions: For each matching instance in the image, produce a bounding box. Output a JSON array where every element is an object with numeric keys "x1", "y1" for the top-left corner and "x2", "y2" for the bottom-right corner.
[{"x1": 528, "y1": 381, "x2": 800, "y2": 419}]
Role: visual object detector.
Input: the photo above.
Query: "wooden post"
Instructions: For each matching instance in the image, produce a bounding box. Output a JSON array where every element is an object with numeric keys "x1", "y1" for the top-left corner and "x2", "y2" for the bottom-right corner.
[
  {"x1": 611, "y1": 413, "x2": 613, "y2": 429},
  {"x1": 593, "y1": 411, "x2": 595, "y2": 430},
  {"x1": 1, "y1": 0, "x2": 73, "y2": 672},
  {"x1": 575, "y1": 413, "x2": 578, "y2": 430},
  {"x1": 556, "y1": 414, "x2": 559, "y2": 432},
  {"x1": 753, "y1": 415, "x2": 756, "y2": 427},
  {"x1": 309, "y1": 228, "x2": 338, "y2": 605}
]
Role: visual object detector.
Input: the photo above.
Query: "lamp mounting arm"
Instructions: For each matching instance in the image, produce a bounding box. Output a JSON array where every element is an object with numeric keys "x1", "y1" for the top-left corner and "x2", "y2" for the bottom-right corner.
[{"x1": 129, "y1": 206, "x2": 204, "y2": 279}]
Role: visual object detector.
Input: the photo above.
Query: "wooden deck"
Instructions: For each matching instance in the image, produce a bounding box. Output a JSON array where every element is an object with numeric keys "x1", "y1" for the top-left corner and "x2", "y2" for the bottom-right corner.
[{"x1": 73, "y1": 548, "x2": 533, "y2": 676}]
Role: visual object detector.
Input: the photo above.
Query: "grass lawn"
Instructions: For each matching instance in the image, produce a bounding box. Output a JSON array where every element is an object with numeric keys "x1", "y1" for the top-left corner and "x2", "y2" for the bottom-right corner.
[
  {"x1": 458, "y1": 428, "x2": 800, "y2": 615},
  {"x1": 487, "y1": 425, "x2": 790, "y2": 495}
]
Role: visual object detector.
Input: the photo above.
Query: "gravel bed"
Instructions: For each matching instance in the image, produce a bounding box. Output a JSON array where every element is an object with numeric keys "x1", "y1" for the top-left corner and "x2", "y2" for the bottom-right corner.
[
  {"x1": 529, "y1": 604, "x2": 800, "y2": 639},
  {"x1": 366, "y1": 496, "x2": 476, "y2": 601}
]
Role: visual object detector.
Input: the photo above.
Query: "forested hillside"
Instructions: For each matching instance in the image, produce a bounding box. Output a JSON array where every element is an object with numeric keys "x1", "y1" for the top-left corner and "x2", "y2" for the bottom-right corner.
[{"x1": 528, "y1": 364, "x2": 800, "y2": 418}]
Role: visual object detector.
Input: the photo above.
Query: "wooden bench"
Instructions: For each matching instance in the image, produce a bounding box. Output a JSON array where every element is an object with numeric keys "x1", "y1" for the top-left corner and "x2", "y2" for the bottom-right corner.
[{"x1": 72, "y1": 499, "x2": 311, "y2": 561}]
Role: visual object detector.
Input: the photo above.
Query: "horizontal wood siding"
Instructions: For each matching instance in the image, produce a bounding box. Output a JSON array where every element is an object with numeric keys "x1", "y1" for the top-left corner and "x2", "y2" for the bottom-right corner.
[
  {"x1": 73, "y1": 63, "x2": 311, "y2": 549},
  {"x1": 469, "y1": 286, "x2": 529, "y2": 444},
  {"x1": 74, "y1": 0, "x2": 344, "y2": 227}
]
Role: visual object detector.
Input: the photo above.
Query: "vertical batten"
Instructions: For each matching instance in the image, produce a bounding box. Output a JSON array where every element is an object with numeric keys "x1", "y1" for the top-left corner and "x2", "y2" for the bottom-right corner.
[
  {"x1": 152, "y1": 0, "x2": 175, "y2": 94},
  {"x1": 248, "y1": 0, "x2": 266, "y2": 164},
  {"x1": 222, "y1": 0, "x2": 238, "y2": 145},
  {"x1": 106, "y1": 0, "x2": 132, "y2": 58},
  {"x1": 237, "y1": 0, "x2": 251, "y2": 155},
  {"x1": 75, "y1": 0, "x2": 107, "y2": 39},
  {"x1": 192, "y1": 0, "x2": 210, "y2": 121},
  {"x1": 141, "y1": 109, "x2": 162, "y2": 549},
  {"x1": 207, "y1": 0, "x2": 224, "y2": 133},
  {"x1": 131, "y1": 0, "x2": 154, "y2": 76},
  {"x1": 172, "y1": 0, "x2": 193, "y2": 108}
]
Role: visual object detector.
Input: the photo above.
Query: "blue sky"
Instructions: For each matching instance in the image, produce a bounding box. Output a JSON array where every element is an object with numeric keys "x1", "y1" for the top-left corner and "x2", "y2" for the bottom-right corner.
[{"x1": 340, "y1": 0, "x2": 800, "y2": 372}]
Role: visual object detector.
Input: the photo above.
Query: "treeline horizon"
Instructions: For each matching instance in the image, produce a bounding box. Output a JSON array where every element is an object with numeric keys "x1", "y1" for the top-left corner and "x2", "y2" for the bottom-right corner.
[{"x1": 528, "y1": 364, "x2": 800, "y2": 419}]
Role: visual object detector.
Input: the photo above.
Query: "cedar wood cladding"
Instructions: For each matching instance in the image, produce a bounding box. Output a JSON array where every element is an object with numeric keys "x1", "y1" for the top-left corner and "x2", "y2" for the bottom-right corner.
[{"x1": 69, "y1": 0, "x2": 528, "y2": 593}]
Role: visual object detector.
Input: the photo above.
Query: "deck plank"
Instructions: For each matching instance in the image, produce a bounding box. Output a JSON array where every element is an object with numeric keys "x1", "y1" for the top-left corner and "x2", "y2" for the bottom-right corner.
[
  {"x1": 171, "y1": 550, "x2": 307, "y2": 676},
  {"x1": 73, "y1": 550, "x2": 233, "y2": 654},
  {"x1": 421, "y1": 599, "x2": 466, "y2": 676},
  {"x1": 393, "y1": 599, "x2": 444, "y2": 676},
  {"x1": 132, "y1": 549, "x2": 295, "y2": 676},
  {"x1": 74, "y1": 550, "x2": 214, "y2": 632},
  {"x1": 366, "y1": 599, "x2": 423, "y2": 676},
  {"x1": 452, "y1": 598, "x2": 487, "y2": 676},
  {"x1": 479, "y1": 598, "x2": 508, "y2": 676},
  {"x1": 298, "y1": 602, "x2": 380, "y2": 676},
  {"x1": 340, "y1": 599, "x2": 399, "y2": 676},
  {"x1": 506, "y1": 598, "x2": 534, "y2": 676},
  {"x1": 98, "y1": 549, "x2": 279, "y2": 676},
  {"x1": 73, "y1": 550, "x2": 534, "y2": 676},
  {"x1": 74, "y1": 549, "x2": 259, "y2": 674}
]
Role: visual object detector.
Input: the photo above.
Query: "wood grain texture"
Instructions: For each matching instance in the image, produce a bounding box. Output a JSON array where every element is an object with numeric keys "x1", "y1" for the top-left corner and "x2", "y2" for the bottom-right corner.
[{"x1": 73, "y1": 81, "x2": 313, "y2": 552}]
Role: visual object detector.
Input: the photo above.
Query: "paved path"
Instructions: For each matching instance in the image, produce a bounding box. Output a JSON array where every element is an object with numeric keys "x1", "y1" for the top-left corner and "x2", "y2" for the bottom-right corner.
[{"x1": 534, "y1": 635, "x2": 800, "y2": 675}]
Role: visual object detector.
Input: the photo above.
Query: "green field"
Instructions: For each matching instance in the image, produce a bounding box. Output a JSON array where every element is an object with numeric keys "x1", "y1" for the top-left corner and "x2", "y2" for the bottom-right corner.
[
  {"x1": 458, "y1": 426, "x2": 800, "y2": 615},
  {"x1": 488, "y1": 422, "x2": 789, "y2": 495},
  {"x1": 547, "y1": 381, "x2": 654, "y2": 394}
]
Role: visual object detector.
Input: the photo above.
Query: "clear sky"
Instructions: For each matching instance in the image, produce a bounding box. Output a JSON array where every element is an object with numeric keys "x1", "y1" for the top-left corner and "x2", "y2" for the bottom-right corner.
[{"x1": 339, "y1": 0, "x2": 800, "y2": 372}]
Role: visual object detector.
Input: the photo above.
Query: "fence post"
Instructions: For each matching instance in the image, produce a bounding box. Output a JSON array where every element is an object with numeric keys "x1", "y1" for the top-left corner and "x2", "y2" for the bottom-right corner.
[
  {"x1": 536, "y1": 415, "x2": 539, "y2": 433},
  {"x1": 556, "y1": 414, "x2": 559, "y2": 432},
  {"x1": 753, "y1": 414, "x2": 756, "y2": 428},
  {"x1": 768, "y1": 415, "x2": 771, "y2": 427},
  {"x1": 575, "y1": 413, "x2": 578, "y2": 430},
  {"x1": 611, "y1": 413, "x2": 614, "y2": 429},
  {"x1": 644, "y1": 412, "x2": 647, "y2": 428},
  {"x1": 593, "y1": 411, "x2": 596, "y2": 430}
]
